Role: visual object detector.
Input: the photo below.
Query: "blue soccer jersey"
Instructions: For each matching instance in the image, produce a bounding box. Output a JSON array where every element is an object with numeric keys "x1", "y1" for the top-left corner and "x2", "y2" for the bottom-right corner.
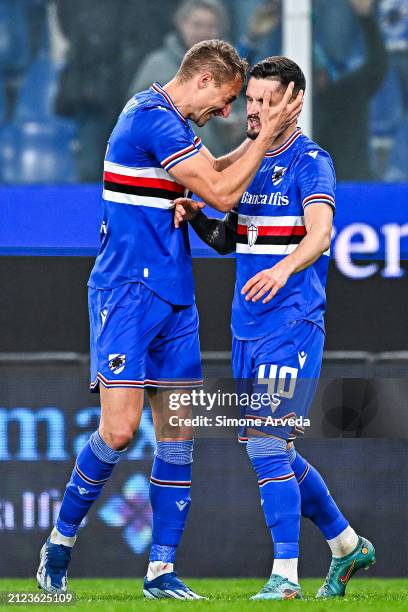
[
  {"x1": 88, "y1": 82, "x2": 202, "y2": 306},
  {"x1": 232, "y1": 128, "x2": 336, "y2": 340}
]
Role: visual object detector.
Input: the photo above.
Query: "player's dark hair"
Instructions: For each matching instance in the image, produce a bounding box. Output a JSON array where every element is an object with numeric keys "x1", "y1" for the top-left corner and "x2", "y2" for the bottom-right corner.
[
  {"x1": 177, "y1": 39, "x2": 248, "y2": 86},
  {"x1": 249, "y1": 56, "x2": 306, "y2": 94}
]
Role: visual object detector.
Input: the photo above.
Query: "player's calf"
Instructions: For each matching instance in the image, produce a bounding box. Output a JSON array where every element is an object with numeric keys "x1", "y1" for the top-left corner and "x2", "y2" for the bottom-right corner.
[{"x1": 287, "y1": 444, "x2": 350, "y2": 543}]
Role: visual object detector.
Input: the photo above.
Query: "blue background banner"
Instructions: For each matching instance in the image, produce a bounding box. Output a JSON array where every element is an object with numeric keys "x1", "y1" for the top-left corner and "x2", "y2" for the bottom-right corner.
[{"x1": 1, "y1": 183, "x2": 408, "y2": 259}]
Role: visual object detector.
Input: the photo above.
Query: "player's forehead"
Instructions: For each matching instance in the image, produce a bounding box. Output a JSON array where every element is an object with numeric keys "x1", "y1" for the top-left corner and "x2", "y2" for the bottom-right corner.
[
  {"x1": 246, "y1": 77, "x2": 284, "y2": 100},
  {"x1": 217, "y1": 76, "x2": 243, "y2": 100}
]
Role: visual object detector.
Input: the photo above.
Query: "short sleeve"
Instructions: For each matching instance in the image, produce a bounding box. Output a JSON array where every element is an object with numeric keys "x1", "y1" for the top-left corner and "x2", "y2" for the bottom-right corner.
[
  {"x1": 296, "y1": 149, "x2": 336, "y2": 211},
  {"x1": 135, "y1": 106, "x2": 202, "y2": 172}
]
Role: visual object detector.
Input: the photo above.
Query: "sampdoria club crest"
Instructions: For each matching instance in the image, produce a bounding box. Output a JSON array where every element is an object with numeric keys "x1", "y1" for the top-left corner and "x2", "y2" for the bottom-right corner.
[
  {"x1": 109, "y1": 354, "x2": 126, "y2": 375},
  {"x1": 248, "y1": 224, "x2": 258, "y2": 247},
  {"x1": 272, "y1": 165, "x2": 287, "y2": 186}
]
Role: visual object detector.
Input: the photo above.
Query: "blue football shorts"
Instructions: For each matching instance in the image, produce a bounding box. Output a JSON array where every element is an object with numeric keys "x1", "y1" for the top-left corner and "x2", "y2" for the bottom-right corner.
[
  {"x1": 89, "y1": 282, "x2": 202, "y2": 391},
  {"x1": 232, "y1": 319, "x2": 325, "y2": 442}
]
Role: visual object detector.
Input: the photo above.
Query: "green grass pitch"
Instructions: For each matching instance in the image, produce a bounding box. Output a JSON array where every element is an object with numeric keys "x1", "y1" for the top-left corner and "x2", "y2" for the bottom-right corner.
[{"x1": 0, "y1": 578, "x2": 407, "y2": 611}]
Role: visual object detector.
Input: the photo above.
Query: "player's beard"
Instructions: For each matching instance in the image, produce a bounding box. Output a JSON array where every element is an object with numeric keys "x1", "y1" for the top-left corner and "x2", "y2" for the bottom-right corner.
[
  {"x1": 247, "y1": 116, "x2": 261, "y2": 140},
  {"x1": 246, "y1": 128, "x2": 259, "y2": 140}
]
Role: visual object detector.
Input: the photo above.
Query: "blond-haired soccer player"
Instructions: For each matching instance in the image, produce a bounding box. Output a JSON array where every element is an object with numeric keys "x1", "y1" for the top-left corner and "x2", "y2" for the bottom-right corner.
[{"x1": 37, "y1": 41, "x2": 302, "y2": 598}]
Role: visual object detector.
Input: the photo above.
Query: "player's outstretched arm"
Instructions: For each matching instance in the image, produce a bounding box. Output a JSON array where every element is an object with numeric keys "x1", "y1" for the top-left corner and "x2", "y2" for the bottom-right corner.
[
  {"x1": 214, "y1": 139, "x2": 254, "y2": 171},
  {"x1": 241, "y1": 204, "x2": 333, "y2": 304},
  {"x1": 169, "y1": 84, "x2": 303, "y2": 211},
  {"x1": 199, "y1": 140, "x2": 254, "y2": 171}
]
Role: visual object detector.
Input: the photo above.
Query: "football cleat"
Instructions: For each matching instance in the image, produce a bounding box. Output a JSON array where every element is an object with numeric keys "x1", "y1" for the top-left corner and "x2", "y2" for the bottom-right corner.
[
  {"x1": 251, "y1": 574, "x2": 302, "y2": 600},
  {"x1": 36, "y1": 537, "x2": 72, "y2": 594},
  {"x1": 143, "y1": 572, "x2": 206, "y2": 599},
  {"x1": 316, "y1": 535, "x2": 375, "y2": 598}
]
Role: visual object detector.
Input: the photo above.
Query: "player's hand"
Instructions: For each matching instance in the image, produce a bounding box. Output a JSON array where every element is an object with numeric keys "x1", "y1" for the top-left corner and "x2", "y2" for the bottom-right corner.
[
  {"x1": 173, "y1": 197, "x2": 205, "y2": 228},
  {"x1": 259, "y1": 83, "x2": 304, "y2": 142},
  {"x1": 241, "y1": 260, "x2": 294, "y2": 304}
]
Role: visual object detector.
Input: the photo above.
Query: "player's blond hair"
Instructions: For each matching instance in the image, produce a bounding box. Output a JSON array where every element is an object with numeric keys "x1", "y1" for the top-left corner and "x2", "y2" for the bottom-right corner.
[{"x1": 177, "y1": 39, "x2": 248, "y2": 87}]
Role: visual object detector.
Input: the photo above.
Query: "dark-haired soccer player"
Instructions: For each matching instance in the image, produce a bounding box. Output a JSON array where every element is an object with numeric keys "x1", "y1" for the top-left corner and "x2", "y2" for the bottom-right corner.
[
  {"x1": 36, "y1": 41, "x2": 303, "y2": 599},
  {"x1": 176, "y1": 56, "x2": 375, "y2": 601}
]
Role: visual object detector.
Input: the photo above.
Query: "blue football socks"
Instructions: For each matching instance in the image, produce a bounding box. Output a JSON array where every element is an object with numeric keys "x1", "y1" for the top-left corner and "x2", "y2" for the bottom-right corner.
[
  {"x1": 247, "y1": 437, "x2": 300, "y2": 559},
  {"x1": 149, "y1": 440, "x2": 194, "y2": 564},
  {"x1": 56, "y1": 431, "x2": 124, "y2": 538}
]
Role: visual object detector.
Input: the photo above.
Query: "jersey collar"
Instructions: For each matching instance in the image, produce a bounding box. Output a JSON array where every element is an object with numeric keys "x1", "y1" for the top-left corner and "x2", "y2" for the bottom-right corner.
[
  {"x1": 265, "y1": 127, "x2": 302, "y2": 157},
  {"x1": 151, "y1": 82, "x2": 187, "y2": 123}
]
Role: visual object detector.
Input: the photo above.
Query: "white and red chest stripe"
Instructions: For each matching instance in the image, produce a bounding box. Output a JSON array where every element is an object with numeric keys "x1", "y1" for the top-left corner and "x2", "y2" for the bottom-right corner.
[
  {"x1": 236, "y1": 214, "x2": 330, "y2": 256},
  {"x1": 103, "y1": 161, "x2": 186, "y2": 210}
]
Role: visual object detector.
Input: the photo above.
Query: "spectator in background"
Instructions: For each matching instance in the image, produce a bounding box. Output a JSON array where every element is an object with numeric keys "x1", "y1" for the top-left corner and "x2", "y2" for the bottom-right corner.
[
  {"x1": 235, "y1": 0, "x2": 282, "y2": 65},
  {"x1": 367, "y1": 1, "x2": 408, "y2": 179},
  {"x1": 128, "y1": 0, "x2": 242, "y2": 156},
  {"x1": 54, "y1": 0, "x2": 175, "y2": 182},
  {"x1": 0, "y1": 0, "x2": 48, "y2": 122},
  {"x1": 378, "y1": 0, "x2": 408, "y2": 109},
  {"x1": 314, "y1": 0, "x2": 364, "y2": 72},
  {"x1": 128, "y1": 0, "x2": 226, "y2": 93},
  {"x1": 313, "y1": 0, "x2": 388, "y2": 181}
]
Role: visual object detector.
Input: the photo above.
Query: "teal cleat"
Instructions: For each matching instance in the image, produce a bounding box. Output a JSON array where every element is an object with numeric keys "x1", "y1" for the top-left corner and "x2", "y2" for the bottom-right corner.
[
  {"x1": 316, "y1": 536, "x2": 375, "y2": 599},
  {"x1": 251, "y1": 574, "x2": 302, "y2": 600}
]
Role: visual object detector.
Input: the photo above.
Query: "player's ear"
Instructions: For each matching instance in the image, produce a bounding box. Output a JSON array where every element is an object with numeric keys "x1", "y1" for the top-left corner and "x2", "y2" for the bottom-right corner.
[{"x1": 197, "y1": 72, "x2": 214, "y2": 90}]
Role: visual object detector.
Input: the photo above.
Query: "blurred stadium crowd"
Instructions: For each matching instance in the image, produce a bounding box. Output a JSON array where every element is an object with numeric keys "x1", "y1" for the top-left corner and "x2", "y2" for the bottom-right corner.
[{"x1": 0, "y1": 0, "x2": 407, "y2": 184}]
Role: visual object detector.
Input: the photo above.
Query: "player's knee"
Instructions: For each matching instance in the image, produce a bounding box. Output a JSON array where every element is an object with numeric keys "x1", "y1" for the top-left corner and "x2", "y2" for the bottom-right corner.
[{"x1": 99, "y1": 426, "x2": 135, "y2": 451}]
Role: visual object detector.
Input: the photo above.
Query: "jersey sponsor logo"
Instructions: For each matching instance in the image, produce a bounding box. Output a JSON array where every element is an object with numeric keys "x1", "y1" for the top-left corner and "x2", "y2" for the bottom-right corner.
[
  {"x1": 241, "y1": 191, "x2": 289, "y2": 206},
  {"x1": 308, "y1": 150, "x2": 319, "y2": 159},
  {"x1": 271, "y1": 165, "x2": 287, "y2": 186},
  {"x1": 248, "y1": 224, "x2": 258, "y2": 247},
  {"x1": 298, "y1": 351, "x2": 307, "y2": 369},
  {"x1": 109, "y1": 354, "x2": 126, "y2": 375}
]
